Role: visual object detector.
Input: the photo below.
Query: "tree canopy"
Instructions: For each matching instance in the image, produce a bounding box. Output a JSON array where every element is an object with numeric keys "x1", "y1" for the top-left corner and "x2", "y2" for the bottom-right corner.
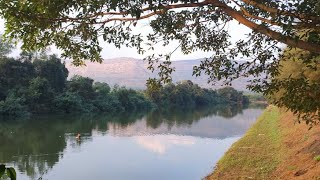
[
  {"x1": 0, "y1": 1, "x2": 319, "y2": 60},
  {"x1": 0, "y1": 0, "x2": 319, "y2": 84}
]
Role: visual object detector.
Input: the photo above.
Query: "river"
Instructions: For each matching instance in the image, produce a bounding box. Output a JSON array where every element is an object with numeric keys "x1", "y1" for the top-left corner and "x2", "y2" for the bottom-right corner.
[{"x1": 0, "y1": 105, "x2": 265, "y2": 180}]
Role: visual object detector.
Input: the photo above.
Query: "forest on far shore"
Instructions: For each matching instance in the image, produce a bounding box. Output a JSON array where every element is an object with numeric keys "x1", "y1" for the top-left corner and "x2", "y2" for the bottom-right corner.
[{"x1": 0, "y1": 52, "x2": 249, "y2": 118}]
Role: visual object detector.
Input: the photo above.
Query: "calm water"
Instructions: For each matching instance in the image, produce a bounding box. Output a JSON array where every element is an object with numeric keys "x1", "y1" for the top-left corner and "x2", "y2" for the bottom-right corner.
[{"x1": 0, "y1": 106, "x2": 264, "y2": 180}]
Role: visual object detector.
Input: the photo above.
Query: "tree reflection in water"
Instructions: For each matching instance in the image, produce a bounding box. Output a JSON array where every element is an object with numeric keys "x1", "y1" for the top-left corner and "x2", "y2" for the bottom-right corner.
[{"x1": 0, "y1": 104, "x2": 264, "y2": 179}]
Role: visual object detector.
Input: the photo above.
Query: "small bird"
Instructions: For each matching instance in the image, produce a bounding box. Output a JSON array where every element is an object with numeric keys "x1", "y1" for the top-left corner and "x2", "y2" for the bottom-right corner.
[{"x1": 76, "y1": 133, "x2": 81, "y2": 140}]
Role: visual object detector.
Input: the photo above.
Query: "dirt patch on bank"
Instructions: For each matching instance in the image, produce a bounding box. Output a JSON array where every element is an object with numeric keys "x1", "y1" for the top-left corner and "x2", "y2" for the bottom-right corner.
[{"x1": 271, "y1": 110, "x2": 320, "y2": 179}]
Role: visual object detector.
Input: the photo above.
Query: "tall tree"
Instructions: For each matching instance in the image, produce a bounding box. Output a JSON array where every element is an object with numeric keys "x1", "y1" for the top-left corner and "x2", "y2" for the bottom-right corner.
[
  {"x1": 0, "y1": 57, "x2": 35, "y2": 100},
  {"x1": 25, "y1": 77, "x2": 55, "y2": 112},
  {"x1": 33, "y1": 54, "x2": 69, "y2": 93},
  {"x1": 67, "y1": 75, "x2": 96, "y2": 101}
]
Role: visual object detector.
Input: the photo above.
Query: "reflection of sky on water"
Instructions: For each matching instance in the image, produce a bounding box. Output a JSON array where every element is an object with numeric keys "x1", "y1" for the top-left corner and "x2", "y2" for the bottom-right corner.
[
  {"x1": 135, "y1": 135, "x2": 196, "y2": 154},
  {"x1": 106, "y1": 108, "x2": 264, "y2": 139},
  {"x1": 0, "y1": 107, "x2": 264, "y2": 180},
  {"x1": 42, "y1": 135, "x2": 240, "y2": 180}
]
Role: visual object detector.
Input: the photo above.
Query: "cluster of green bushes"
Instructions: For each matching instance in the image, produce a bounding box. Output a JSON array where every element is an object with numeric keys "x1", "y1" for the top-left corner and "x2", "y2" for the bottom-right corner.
[
  {"x1": 54, "y1": 76, "x2": 154, "y2": 113},
  {"x1": 0, "y1": 54, "x2": 153, "y2": 118},
  {"x1": 146, "y1": 80, "x2": 249, "y2": 108}
]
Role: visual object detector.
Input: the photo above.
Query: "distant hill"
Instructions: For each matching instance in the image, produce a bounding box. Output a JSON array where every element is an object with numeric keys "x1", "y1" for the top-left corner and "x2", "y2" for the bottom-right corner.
[{"x1": 66, "y1": 57, "x2": 252, "y2": 91}]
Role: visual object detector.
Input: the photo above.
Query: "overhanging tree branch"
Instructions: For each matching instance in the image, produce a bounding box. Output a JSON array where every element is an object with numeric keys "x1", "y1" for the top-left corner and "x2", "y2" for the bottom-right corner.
[
  {"x1": 43, "y1": 1, "x2": 212, "y2": 23},
  {"x1": 207, "y1": 0, "x2": 320, "y2": 54},
  {"x1": 1, "y1": 0, "x2": 319, "y2": 57},
  {"x1": 241, "y1": 0, "x2": 320, "y2": 23},
  {"x1": 240, "y1": 7, "x2": 320, "y2": 30}
]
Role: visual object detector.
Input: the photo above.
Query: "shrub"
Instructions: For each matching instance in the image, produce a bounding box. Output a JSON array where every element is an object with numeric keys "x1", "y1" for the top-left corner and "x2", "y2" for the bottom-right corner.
[{"x1": 0, "y1": 95, "x2": 29, "y2": 117}]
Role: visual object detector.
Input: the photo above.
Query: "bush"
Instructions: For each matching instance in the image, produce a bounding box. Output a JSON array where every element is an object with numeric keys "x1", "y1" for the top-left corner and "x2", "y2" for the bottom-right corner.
[
  {"x1": 0, "y1": 95, "x2": 29, "y2": 117},
  {"x1": 146, "y1": 81, "x2": 248, "y2": 108},
  {"x1": 113, "y1": 87, "x2": 153, "y2": 111},
  {"x1": 54, "y1": 92, "x2": 88, "y2": 113},
  {"x1": 92, "y1": 95, "x2": 123, "y2": 112}
]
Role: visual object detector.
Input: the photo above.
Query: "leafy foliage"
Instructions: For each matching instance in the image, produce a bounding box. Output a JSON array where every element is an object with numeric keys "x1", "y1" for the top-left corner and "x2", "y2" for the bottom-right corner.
[
  {"x1": 26, "y1": 77, "x2": 55, "y2": 112},
  {"x1": 0, "y1": 0, "x2": 319, "y2": 61},
  {"x1": 0, "y1": 50, "x2": 250, "y2": 117},
  {"x1": 0, "y1": 164, "x2": 16, "y2": 180},
  {"x1": 217, "y1": 86, "x2": 249, "y2": 105},
  {"x1": 0, "y1": 36, "x2": 13, "y2": 58},
  {"x1": 0, "y1": 52, "x2": 156, "y2": 116},
  {"x1": 54, "y1": 92, "x2": 87, "y2": 113},
  {"x1": 0, "y1": 57, "x2": 35, "y2": 100},
  {"x1": 67, "y1": 75, "x2": 96, "y2": 101},
  {"x1": 146, "y1": 80, "x2": 248, "y2": 108},
  {"x1": 33, "y1": 54, "x2": 69, "y2": 93},
  {"x1": 113, "y1": 87, "x2": 154, "y2": 111},
  {"x1": 267, "y1": 48, "x2": 320, "y2": 126},
  {"x1": 0, "y1": 0, "x2": 319, "y2": 82},
  {"x1": 0, "y1": 94, "x2": 29, "y2": 117}
]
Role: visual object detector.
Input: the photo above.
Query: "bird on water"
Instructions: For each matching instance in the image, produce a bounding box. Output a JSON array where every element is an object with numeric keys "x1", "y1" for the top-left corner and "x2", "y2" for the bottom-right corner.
[{"x1": 76, "y1": 133, "x2": 81, "y2": 140}]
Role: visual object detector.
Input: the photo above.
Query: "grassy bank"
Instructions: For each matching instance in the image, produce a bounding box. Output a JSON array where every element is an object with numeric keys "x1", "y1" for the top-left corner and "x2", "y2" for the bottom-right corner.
[{"x1": 206, "y1": 105, "x2": 282, "y2": 179}]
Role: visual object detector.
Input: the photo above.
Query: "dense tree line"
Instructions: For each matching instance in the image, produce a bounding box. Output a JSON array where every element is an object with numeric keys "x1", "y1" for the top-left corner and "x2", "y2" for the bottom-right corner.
[
  {"x1": 0, "y1": 50, "x2": 249, "y2": 118},
  {"x1": 0, "y1": 54, "x2": 154, "y2": 118},
  {"x1": 146, "y1": 80, "x2": 249, "y2": 108}
]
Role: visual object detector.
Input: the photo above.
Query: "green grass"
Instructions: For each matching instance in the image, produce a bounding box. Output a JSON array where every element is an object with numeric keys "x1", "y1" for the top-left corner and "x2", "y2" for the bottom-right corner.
[
  {"x1": 207, "y1": 106, "x2": 282, "y2": 179},
  {"x1": 314, "y1": 155, "x2": 320, "y2": 161}
]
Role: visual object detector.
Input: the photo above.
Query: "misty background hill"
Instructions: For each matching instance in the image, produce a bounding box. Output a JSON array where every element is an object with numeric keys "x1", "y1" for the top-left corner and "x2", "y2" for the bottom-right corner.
[{"x1": 66, "y1": 57, "x2": 252, "y2": 91}]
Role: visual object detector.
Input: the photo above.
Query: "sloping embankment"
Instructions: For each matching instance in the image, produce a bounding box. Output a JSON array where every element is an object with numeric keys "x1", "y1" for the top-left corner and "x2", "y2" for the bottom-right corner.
[{"x1": 206, "y1": 106, "x2": 320, "y2": 179}]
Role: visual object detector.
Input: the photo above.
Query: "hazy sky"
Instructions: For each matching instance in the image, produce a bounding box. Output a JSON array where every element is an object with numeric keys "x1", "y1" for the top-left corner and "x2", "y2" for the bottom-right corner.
[{"x1": 0, "y1": 18, "x2": 250, "y2": 61}]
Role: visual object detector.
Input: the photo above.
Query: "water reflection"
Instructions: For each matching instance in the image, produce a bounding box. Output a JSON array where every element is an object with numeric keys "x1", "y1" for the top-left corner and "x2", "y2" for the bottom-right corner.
[
  {"x1": 135, "y1": 135, "x2": 196, "y2": 154},
  {"x1": 0, "y1": 105, "x2": 265, "y2": 180},
  {"x1": 108, "y1": 105, "x2": 263, "y2": 139}
]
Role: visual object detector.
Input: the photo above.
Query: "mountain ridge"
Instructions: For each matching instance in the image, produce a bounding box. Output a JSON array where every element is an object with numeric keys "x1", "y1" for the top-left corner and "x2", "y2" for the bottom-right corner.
[{"x1": 66, "y1": 57, "x2": 251, "y2": 91}]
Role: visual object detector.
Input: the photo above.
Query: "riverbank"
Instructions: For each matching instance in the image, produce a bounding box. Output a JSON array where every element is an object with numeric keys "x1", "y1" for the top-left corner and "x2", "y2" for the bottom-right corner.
[{"x1": 206, "y1": 105, "x2": 320, "y2": 179}]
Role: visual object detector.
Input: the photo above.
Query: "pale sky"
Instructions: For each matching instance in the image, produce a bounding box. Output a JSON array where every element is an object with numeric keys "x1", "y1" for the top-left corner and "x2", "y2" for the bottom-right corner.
[{"x1": 0, "y1": 18, "x2": 250, "y2": 61}]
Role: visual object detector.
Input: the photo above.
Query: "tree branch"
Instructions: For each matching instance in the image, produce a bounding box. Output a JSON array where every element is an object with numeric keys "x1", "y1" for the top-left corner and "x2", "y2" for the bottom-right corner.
[
  {"x1": 240, "y1": 7, "x2": 320, "y2": 30},
  {"x1": 45, "y1": 1, "x2": 212, "y2": 23},
  {"x1": 21, "y1": 0, "x2": 320, "y2": 54},
  {"x1": 240, "y1": 0, "x2": 320, "y2": 23},
  {"x1": 207, "y1": 0, "x2": 320, "y2": 54}
]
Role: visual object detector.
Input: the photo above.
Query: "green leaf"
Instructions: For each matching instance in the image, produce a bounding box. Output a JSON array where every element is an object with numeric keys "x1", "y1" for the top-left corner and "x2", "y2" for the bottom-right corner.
[
  {"x1": 0, "y1": 165, "x2": 5, "y2": 177},
  {"x1": 6, "y1": 167, "x2": 16, "y2": 180}
]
